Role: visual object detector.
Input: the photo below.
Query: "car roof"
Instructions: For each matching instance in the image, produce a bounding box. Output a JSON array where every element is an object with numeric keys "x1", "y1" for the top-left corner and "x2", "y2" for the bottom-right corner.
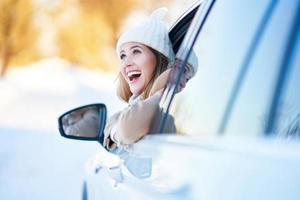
[{"x1": 168, "y1": 1, "x2": 200, "y2": 54}]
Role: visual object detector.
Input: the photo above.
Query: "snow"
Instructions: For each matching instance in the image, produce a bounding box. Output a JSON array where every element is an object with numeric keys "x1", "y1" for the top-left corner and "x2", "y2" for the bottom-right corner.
[{"x1": 0, "y1": 58, "x2": 125, "y2": 200}]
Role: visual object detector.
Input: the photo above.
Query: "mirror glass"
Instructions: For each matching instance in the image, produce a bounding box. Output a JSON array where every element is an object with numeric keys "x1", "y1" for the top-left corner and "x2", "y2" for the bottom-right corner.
[{"x1": 59, "y1": 105, "x2": 104, "y2": 139}]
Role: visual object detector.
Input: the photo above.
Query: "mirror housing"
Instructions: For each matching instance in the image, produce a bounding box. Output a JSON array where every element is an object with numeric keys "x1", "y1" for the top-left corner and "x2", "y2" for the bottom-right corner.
[{"x1": 58, "y1": 103, "x2": 107, "y2": 145}]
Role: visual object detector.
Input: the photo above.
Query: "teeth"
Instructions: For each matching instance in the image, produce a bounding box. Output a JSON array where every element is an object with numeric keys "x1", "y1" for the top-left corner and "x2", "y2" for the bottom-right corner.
[{"x1": 127, "y1": 71, "x2": 141, "y2": 77}]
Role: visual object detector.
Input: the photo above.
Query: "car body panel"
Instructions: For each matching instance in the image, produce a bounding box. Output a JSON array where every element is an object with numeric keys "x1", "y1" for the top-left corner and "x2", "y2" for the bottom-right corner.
[{"x1": 86, "y1": 135, "x2": 300, "y2": 200}]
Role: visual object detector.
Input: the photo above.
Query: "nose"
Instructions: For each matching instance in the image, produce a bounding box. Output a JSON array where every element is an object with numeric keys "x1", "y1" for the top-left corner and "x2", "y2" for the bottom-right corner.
[{"x1": 121, "y1": 55, "x2": 134, "y2": 68}]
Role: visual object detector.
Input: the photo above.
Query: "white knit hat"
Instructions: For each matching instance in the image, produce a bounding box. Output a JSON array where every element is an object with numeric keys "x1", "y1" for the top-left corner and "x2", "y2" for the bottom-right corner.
[{"x1": 116, "y1": 7, "x2": 175, "y2": 62}]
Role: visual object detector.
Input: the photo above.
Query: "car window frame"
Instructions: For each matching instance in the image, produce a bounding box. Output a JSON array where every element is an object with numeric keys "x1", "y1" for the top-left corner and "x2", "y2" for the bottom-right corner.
[
  {"x1": 168, "y1": 1, "x2": 200, "y2": 54},
  {"x1": 157, "y1": 0, "x2": 216, "y2": 133}
]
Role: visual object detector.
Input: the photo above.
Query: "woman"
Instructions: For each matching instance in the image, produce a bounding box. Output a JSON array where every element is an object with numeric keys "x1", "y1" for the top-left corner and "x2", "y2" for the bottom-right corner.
[
  {"x1": 103, "y1": 7, "x2": 176, "y2": 150},
  {"x1": 63, "y1": 8, "x2": 198, "y2": 151},
  {"x1": 103, "y1": 7, "x2": 199, "y2": 150}
]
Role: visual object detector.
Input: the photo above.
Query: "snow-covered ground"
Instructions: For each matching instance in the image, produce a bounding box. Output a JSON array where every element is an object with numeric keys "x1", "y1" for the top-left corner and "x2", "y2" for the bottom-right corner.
[{"x1": 0, "y1": 58, "x2": 125, "y2": 200}]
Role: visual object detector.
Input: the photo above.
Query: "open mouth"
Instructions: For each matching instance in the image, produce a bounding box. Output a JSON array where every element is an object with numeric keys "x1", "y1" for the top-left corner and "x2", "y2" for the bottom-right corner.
[{"x1": 127, "y1": 71, "x2": 142, "y2": 82}]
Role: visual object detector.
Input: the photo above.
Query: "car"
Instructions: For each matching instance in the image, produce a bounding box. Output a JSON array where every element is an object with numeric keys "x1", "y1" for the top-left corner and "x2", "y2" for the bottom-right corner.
[{"x1": 58, "y1": 0, "x2": 300, "y2": 199}]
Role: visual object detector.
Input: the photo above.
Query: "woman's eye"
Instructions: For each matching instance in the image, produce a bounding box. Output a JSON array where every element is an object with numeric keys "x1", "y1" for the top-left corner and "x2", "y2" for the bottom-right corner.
[
  {"x1": 133, "y1": 49, "x2": 141, "y2": 54},
  {"x1": 120, "y1": 54, "x2": 126, "y2": 60}
]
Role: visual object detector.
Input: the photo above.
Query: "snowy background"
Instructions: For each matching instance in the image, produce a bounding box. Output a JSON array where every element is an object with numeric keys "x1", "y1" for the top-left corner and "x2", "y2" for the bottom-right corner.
[{"x1": 0, "y1": 58, "x2": 125, "y2": 200}]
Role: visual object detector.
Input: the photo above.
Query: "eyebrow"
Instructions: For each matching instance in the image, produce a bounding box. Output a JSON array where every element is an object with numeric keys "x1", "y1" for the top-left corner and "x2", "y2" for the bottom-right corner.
[
  {"x1": 120, "y1": 45, "x2": 143, "y2": 54},
  {"x1": 130, "y1": 45, "x2": 143, "y2": 50}
]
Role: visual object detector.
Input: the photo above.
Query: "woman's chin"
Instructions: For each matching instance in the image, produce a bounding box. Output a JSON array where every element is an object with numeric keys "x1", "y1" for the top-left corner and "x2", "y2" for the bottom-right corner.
[{"x1": 129, "y1": 85, "x2": 143, "y2": 96}]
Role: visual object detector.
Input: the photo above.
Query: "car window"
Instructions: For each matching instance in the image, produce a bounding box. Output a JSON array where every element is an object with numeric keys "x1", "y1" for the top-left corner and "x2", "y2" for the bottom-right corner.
[
  {"x1": 276, "y1": 25, "x2": 300, "y2": 139},
  {"x1": 224, "y1": 0, "x2": 298, "y2": 137},
  {"x1": 168, "y1": 0, "x2": 299, "y2": 138}
]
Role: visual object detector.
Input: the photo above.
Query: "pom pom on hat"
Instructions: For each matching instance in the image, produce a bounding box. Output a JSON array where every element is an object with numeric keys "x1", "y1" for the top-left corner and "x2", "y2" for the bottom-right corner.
[
  {"x1": 150, "y1": 7, "x2": 168, "y2": 20},
  {"x1": 116, "y1": 7, "x2": 175, "y2": 62}
]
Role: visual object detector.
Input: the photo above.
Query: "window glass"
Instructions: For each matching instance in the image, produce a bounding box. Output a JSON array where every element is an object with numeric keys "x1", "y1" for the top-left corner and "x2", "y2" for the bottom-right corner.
[
  {"x1": 225, "y1": 1, "x2": 298, "y2": 136},
  {"x1": 169, "y1": 0, "x2": 297, "y2": 137},
  {"x1": 276, "y1": 28, "x2": 300, "y2": 138}
]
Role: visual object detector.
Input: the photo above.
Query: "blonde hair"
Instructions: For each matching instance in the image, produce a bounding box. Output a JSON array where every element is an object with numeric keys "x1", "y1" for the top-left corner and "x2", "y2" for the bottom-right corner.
[{"x1": 116, "y1": 47, "x2": 169, "y2": 102}]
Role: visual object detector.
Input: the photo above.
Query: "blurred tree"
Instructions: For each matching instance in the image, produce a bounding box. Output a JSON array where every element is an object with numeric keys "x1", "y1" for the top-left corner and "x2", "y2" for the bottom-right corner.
[
  {"x1": 55, "y1": 0, "x2": 138, "y2": 71},
  {"x1": 0, "y1": 0, "x2": 39, "y2": 76},
  {"x1": 79, "y1": 0, "x2": 138, "y2": 42},
  {"x1": 57, "y1": 10, "x2": 114, "y2": 70}
]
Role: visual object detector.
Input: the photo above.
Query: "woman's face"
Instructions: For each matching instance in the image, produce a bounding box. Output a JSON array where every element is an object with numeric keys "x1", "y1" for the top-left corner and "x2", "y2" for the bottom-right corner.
[{"x1": 119, "y1": 42, "x2": 157, "y2": 95}]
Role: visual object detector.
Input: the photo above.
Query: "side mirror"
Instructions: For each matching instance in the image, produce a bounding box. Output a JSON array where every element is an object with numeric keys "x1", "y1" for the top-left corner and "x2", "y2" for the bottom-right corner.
[{"x1": 58, "y1": 103, "x2": 107, "y2": 145}]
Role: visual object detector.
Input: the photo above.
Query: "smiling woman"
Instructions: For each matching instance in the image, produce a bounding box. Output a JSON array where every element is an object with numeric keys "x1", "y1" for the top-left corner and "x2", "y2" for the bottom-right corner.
[
  {"x1": 104, "y1": 7, "x2": 197, "y2": 150},
  {"x1": 117, "y1": 42, "x2": 165, "y2": 100},
  {"x1": 103, "y1": 7, "x2": 177, "y2": 150},
  {"x1": 59, "y1": 7, "x2": 198, "y2": 151}
]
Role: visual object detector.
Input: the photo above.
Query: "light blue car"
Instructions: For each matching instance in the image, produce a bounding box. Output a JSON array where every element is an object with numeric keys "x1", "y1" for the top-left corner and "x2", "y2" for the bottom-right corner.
[{"x1": 58, "y1": 0, "x2": 300, "y2": 199}]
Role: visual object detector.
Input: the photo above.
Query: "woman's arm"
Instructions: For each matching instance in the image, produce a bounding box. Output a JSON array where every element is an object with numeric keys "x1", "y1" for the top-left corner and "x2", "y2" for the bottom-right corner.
[
  {"x1": 149, "y1": 69, "x2": 171, "y2": 96},
  {"x1": 103, "y1": 111, "x2": 121, "y2": 150},
  {"x1": 113, "y1": 91, "x2": 162, "y2": 145},
  {"x1": 104, "y1": 89, "x2": 178, "y2": 149}
]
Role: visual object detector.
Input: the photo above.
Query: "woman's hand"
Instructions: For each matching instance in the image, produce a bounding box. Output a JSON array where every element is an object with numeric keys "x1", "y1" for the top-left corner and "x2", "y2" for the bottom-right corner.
[
  {"x1": 150, "y1": 59, "x2": 193, "y2": 96},
  {"x1": 167, "y1": 59, "x2": 193, "y2": 93}
]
